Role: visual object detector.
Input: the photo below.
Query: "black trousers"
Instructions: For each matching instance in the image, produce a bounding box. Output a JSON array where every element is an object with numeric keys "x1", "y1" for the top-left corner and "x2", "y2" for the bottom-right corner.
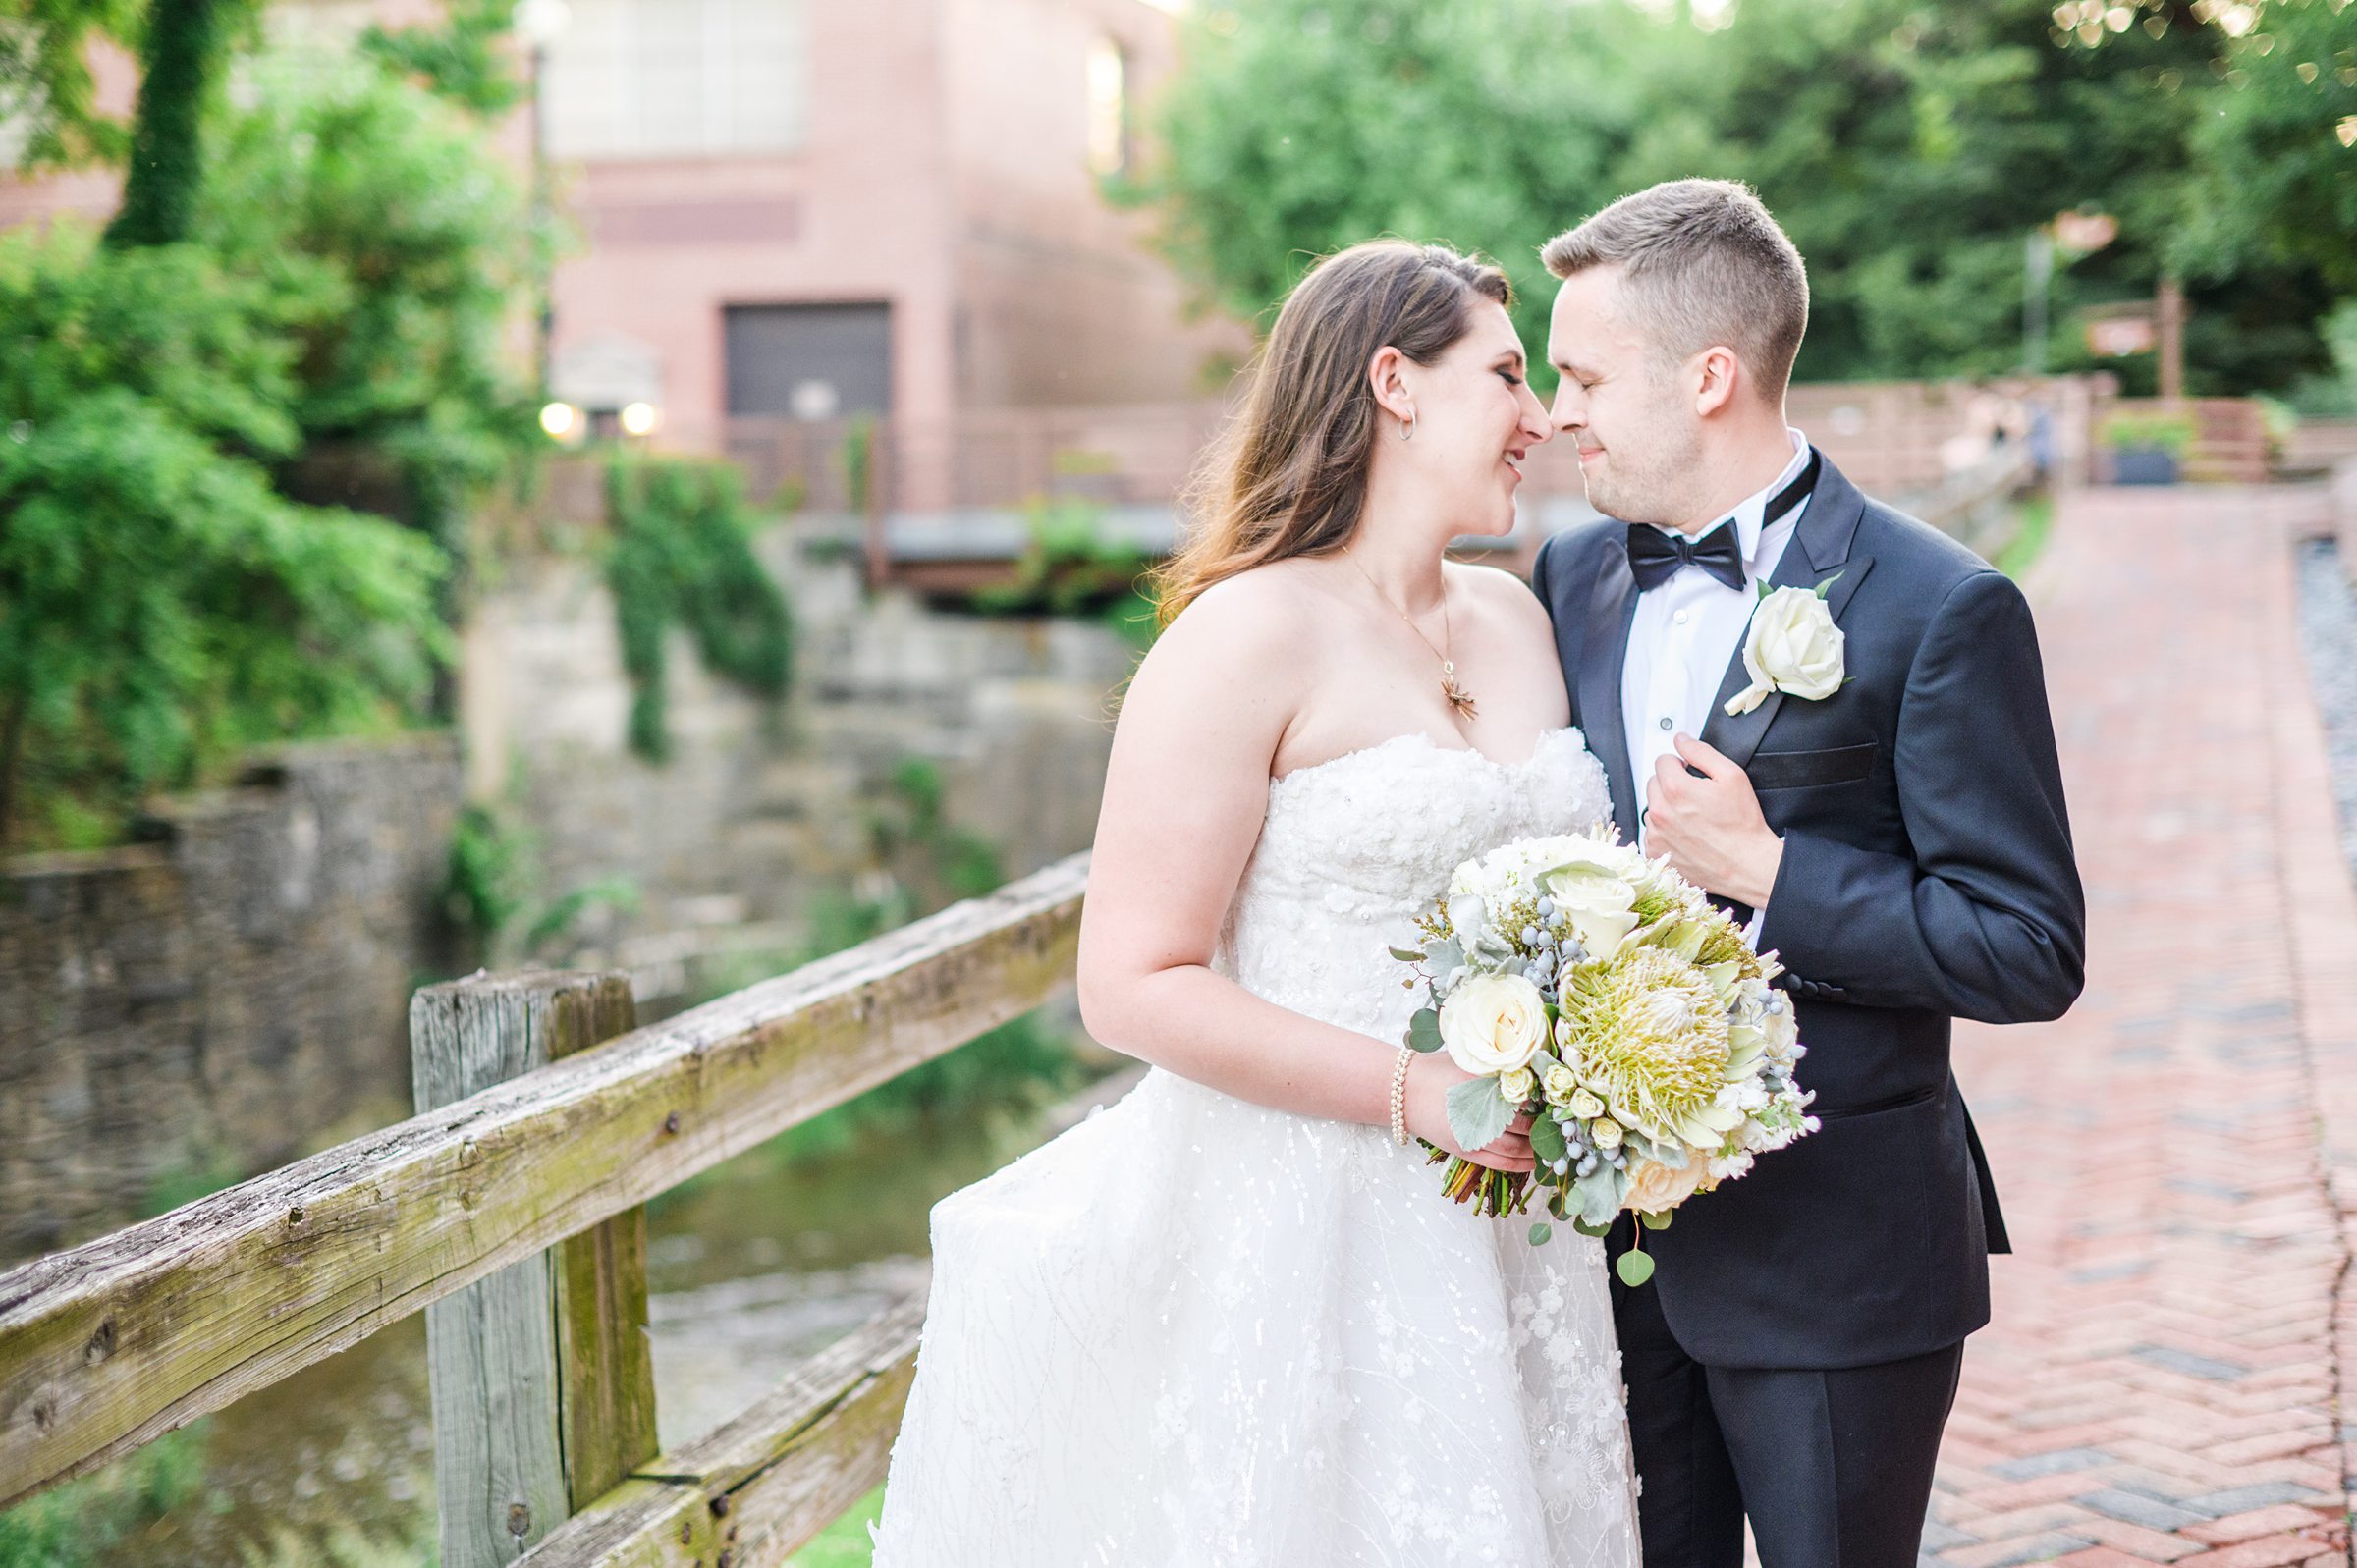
[{"x1": 1613, "y1": 1233, "x2": 1965, "y2": 1568}]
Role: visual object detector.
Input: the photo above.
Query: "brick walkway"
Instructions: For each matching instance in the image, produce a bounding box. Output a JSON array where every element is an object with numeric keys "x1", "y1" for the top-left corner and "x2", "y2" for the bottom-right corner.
[{"x1": 1921, "y1": 486, "x2": 2357, "y2": 1568}]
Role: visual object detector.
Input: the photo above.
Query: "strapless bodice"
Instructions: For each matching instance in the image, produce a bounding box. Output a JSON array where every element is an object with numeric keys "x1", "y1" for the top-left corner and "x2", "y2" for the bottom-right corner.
[{"x1": 1219, "y1": 727, "x2": 1613, "y2": 1041}]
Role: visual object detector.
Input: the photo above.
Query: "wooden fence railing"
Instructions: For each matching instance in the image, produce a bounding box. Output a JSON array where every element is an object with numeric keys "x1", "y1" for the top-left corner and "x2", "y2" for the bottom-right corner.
[{"x1": 0, "y1": 852, "x2": 1091, "y2": 1564}]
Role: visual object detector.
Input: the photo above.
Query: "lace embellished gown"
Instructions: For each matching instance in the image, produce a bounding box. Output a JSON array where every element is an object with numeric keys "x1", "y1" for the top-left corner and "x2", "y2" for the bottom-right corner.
[{"x1": 867, "y1": 728, "x2": 1643, "y2": 1567}]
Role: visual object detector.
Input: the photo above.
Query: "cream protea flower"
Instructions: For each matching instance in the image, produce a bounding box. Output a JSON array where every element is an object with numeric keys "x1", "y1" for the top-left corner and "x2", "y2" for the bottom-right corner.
[{"x1": 1560, "y1": 947, "x2": 1747, "y2": 1148}]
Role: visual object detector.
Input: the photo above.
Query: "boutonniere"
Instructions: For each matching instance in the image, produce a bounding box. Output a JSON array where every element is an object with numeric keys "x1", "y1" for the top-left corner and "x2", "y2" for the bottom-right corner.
[{"x1": 1725, "y1": 574, "x2": 1845, "y2": 717}]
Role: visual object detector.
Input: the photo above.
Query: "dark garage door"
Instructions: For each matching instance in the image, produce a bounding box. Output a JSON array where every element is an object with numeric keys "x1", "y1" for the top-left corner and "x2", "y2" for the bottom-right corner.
[{"x1": 723, "y1": 302, "x2": 892, "y2": 419}]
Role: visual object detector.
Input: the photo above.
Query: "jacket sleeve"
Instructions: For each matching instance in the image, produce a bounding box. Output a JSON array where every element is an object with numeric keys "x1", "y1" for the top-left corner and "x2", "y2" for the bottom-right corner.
[{"x1": 1757, "y1": 568, "x2": 2086, "y2": 1024}]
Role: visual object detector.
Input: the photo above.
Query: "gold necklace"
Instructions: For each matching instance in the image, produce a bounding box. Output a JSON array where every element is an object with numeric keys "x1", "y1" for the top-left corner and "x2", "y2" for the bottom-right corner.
[{"x1": 1346, "y1": 554, "x2": 1479, "y2": 722}]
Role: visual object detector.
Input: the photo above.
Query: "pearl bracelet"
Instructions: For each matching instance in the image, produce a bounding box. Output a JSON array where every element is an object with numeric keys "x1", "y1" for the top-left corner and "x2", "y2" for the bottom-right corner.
[{"x1": 1389, "y1": 1046, "x2": 1415, "y2": 1146}]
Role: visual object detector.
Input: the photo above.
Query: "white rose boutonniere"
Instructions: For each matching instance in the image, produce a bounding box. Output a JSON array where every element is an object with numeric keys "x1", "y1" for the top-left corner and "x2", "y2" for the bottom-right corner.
[{"x1": 1725, "y1": 576, "x2": 1845, "y2": 718}]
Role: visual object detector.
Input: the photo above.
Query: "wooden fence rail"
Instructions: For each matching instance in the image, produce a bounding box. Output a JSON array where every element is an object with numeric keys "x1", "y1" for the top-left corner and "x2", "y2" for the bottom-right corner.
[{"x1": 0, "y1": 852, "x2": 1091, "y2": 1558}]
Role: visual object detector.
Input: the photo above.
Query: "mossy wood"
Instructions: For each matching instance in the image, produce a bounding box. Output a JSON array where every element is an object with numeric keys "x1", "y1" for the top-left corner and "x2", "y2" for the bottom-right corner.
[
  {"x1": 520, "y1": 1294, "x2": 925, "y2": 1566},
  {"x1": 0, "y1": 852, "x2": 1087, "y2": 1510},
  {"x1": 410, "y1": 970, "x2": 658, "y2": 1566}
]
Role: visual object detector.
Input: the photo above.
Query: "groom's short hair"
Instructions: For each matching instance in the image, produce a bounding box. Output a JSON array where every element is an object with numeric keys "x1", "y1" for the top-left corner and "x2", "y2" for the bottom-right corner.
[{"x1": 1541, "y1": 179, "x2": 1809, "y2": 404}]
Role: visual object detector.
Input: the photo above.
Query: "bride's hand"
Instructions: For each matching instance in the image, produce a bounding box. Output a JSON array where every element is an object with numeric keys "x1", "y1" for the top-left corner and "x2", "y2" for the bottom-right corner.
[{"x1": 1404, "y1": 1054, "x2": 1535, "y2": 1173}]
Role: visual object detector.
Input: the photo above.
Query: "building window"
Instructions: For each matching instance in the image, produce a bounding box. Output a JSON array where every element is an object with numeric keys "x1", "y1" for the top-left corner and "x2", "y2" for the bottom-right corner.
[
  {"x1": 544, "y1": 0, "x2": 809, "y2": 160},
  {"x1": 1085, "y1": 37, "x2": 1128, "y2": 178}
]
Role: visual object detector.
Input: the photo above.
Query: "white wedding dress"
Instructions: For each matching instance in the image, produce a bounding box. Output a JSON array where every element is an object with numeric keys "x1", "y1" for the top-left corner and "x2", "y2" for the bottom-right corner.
[{"x1": 868, "y1": 727, "x2": 1642, "y2": 1567}]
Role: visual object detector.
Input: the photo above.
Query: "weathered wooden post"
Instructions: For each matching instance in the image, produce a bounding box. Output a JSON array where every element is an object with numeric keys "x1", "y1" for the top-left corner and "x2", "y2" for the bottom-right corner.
[{"x1": 410, "y1": 971, "x2": 660, "y2": 1566}]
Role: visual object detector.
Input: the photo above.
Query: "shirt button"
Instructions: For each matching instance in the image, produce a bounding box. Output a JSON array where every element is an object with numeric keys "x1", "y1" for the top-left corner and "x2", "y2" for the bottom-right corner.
[
  {"x1": 1673, "y1": 609, "x2": 1689, "y2": 625},
  {"x1": 1658, "y1": 717, "x2": 1673, "y2": 730}
]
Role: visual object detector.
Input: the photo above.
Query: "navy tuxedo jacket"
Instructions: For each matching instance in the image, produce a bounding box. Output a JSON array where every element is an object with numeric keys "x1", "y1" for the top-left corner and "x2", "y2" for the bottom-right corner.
[{"x1": 1531, "y1": 453, "x2": 2086, "y2": 1370}]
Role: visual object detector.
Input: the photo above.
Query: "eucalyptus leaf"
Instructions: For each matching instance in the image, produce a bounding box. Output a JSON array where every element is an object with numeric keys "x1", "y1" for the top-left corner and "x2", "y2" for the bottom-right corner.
[
  {"x1": 1528, "y1": 1221, "x2": 1554, "y2": 1246},
  {"x1": 1387, "y1": 945, "x2": 1427, "y2": 963},
  {"x1": 1616, "y1": 1248, "x2": 1657, "y2": 1287},
  {"x1": 1574, "y1": 1166, "x2": 1621, "y2": 1228},
  {"x1": 1571, "y1": 1217, "x2": 1614, "y2": 1239},
  {"x1": 1406, "y1": 1007, "x2": 1444, "y2": 1054},
  {"x1": 1529, "y1": 1114, "x2": 1567, "y2": 1166},
  {"x1": 1639, "y1": 1209, "x2": 1673, "y2": 1231},
  {"x1": 1446, "y1": 1074, "x2": 1517, "y2": 1153}
]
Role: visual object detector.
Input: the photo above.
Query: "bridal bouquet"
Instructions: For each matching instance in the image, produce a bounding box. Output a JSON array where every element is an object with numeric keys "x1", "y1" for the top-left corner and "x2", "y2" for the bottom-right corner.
[{"x1": 1388, "y1": 827, "x2": 1817, "y2": 1283}]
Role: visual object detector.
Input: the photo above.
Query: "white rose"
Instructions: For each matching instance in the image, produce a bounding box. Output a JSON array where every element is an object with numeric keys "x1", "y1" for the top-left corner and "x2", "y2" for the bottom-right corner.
[
  {"x1": 1542, "y1": 1063, "x2": 1579, "y2": 1105},
  {"x1": 1624, "y1": 1157, "x2": 1710, "y2": 1215},
  {"x1": 1499, "y1": 1065, "x2": 1537, "y2": 1105},
  {"x1": 1538, "y1": 857, "x2": 1641, "y2": 963},
  {"x1": 1437, "y1": 973, "x2": 1549, "y2": 1075},
  {"x1": 1590, "y1": 1116, "x2": 1624, "y2": 1151},
  {"x1": 1566, "y1": 1087, "x2": 1606, "y2": 1120},
  {"x1": 1725, "y1": 585, "x2": 1845, "y2": 717}
]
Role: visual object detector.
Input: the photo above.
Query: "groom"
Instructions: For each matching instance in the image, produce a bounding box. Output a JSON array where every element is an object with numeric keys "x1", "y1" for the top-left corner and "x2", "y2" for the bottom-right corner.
[{"x1": 1528, "y1": 180, "x2": 2086, "y2": 1566}]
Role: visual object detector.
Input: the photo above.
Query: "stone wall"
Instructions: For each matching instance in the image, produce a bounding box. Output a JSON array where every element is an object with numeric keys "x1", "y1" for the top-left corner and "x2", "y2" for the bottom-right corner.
[
  {"x1": 462, "y1": 529, "x2": 1130, "y2": 963},
  {"x1": 0, "y1": 737, "x2": 464, "y2": 1262}
]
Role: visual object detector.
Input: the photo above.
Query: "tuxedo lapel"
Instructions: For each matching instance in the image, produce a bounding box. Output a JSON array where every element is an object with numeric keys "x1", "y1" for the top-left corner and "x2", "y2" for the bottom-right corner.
[
  {"x1": 1699, "y1": 454, "x2": 1876, "y2": 772},
  {"x1": 1579, "y1": 546, "x2": 1643, "y2": 844}
]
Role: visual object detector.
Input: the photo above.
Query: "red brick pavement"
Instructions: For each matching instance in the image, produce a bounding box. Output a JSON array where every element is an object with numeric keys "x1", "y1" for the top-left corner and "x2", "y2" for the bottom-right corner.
[{"x1": 1916, "y1": 486, "x2": 2357, "y2": 1568}]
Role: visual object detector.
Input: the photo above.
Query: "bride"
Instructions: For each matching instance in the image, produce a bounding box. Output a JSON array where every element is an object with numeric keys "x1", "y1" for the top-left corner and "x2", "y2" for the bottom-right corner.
[{"x1": 867, "y1": 241, "x2": 1641, "y2": 1565}]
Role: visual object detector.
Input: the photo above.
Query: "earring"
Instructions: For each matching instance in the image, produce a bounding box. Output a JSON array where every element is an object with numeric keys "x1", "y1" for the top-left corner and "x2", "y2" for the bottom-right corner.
[{"x1": 1398, "y1": 410, "x2": 1415, "y2": 442}]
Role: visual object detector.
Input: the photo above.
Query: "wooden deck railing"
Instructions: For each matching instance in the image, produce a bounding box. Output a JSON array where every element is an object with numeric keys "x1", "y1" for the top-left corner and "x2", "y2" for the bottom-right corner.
[{"x1": 0, "y1": 852, "x2": 1091, "y2": 1564}]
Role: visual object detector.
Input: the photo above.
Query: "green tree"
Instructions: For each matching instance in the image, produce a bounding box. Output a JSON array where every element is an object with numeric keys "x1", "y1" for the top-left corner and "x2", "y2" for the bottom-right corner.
[
  {"x1": 1139, "y1": 0, "x2": 2347, "y2": 394},
  {"x1": 196, "y1": 53, "x2": 543, "y2": 566},
  {"x1": 105, "y1": 0, "x2": 258, "y2": 247},
  {"x1": 0, "y1": 225, "x2": 447, "y2": 848},
  {"x1": 1130, "y1": 0, "x2": 1669, "y2": 374},
  {"x1": 0, "y1": 0, "x2": 141, "y2": 171},
  {"x1": 358, "y1": 0, "x2": 529, "y2": 116},
  {"x1": 2176, "y1": 0, "x2": 2357, "y2": 296}
]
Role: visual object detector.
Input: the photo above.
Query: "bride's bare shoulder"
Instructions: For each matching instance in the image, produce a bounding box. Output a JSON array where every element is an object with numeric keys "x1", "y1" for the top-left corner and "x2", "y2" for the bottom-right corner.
[
  {"x1": 1121, "y1": 562, "x2": 1335, "y2": 734},
  {"x1": 1141, "y1": 561, "x2": 1336, "y2": 676}
]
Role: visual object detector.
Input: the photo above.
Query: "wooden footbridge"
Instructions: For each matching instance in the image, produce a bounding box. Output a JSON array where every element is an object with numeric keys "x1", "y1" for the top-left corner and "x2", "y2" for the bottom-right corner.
[{"x1": 0, "y1": 853, "x2": 1091, "y2": 1565}]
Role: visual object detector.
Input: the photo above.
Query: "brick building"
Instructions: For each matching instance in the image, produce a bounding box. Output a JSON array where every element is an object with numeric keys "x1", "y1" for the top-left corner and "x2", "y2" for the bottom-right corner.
[{"x1": 0, "y1": 0, "x2": 1243, "y2": 485}]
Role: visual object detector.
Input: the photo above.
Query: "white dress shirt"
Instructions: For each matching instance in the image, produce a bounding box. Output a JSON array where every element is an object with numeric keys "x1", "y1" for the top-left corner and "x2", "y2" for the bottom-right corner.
[{"x1": 1623, "y1": 429, "x2": 1813, "y2": 937}]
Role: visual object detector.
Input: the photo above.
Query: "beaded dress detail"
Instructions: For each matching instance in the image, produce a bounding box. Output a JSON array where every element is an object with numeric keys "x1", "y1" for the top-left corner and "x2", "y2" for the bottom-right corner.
[{"x1": 868, "y1": 728, "x2": 1642, "y2": 1567}]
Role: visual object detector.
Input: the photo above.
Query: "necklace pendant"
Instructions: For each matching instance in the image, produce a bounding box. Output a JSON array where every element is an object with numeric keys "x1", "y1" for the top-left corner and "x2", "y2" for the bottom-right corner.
[{"x1": 1442, "y1": 675, "x2": 1480, "y2": 721}]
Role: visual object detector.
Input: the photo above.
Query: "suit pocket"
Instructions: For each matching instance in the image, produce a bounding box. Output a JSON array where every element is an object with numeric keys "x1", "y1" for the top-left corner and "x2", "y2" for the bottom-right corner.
[
  {"x1": 1747, "y1": 741, "x2": 1878, "y2": 791},
  {"x1": 1813, "y1": 1084, "x2": 1940, "y2": 1122}
]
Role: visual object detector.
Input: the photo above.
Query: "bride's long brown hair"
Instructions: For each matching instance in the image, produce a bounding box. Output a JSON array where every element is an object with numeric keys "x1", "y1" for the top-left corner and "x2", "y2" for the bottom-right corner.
[{"x1": 1153, "y1": 241, "x2": 1513, "y2": 626}]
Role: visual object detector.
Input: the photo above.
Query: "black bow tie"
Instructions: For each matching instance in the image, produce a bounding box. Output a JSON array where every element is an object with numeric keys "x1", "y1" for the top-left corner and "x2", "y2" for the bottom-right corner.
[
  {"x1": 1625, "y1": 521, "x2": 1744, "y2": 593},
  {"x1": 1623, "y1": 449, "x2": 1823, "y2": 594}
]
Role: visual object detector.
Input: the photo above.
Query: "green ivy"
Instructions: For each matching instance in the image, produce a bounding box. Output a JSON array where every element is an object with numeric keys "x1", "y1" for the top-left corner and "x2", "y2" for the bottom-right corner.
[
  {"x1": 605, "y1": 456, "x2": 795, "y2": 764},
  {"x1": 442, "y1": 799, "x2": 638, "y2": 969},
  {"x1": 965, "y1": 498, "x2": 1162, "y2": 651}
]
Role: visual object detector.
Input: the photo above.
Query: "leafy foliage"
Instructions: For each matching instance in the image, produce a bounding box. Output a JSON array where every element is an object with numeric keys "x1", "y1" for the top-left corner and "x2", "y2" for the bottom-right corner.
[
  {"x1": 969, "y1": 499, "x2": 1162, "y2": 643},
  {"x1": 0, "y1": 1423, "x2": 210, "y2": 1567},
  {"x1": 358, "y1": 0, "x2": 529, "y2": 116},
  {"x1": 1138, "y1": 0, "x2": 2350, "y2": 394},
  {"x1": 442, "y1": 800, "x2": 639, "y2": 968},
  {"x1": 1130, "y1": 0, "x2": 1663, "y2": 373},
  {"x1": 0, "y1": 225, "x2": 446, "y2": 848},
  {"x1": 198, "y1": 52, "x2": 544, "y2": 564},
  {"x1": 0, "y1": 0, "x2": 141, "y2": 171},
  {"x1": 605, "y1": 456, "x2": 796, "y2": 763}
]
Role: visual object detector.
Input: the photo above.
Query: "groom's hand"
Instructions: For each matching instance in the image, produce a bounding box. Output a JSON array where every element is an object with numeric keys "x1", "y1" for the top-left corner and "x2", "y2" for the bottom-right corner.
[{"x1": 1643, "y1": 734, "x2": 1784, "y2": 908}]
